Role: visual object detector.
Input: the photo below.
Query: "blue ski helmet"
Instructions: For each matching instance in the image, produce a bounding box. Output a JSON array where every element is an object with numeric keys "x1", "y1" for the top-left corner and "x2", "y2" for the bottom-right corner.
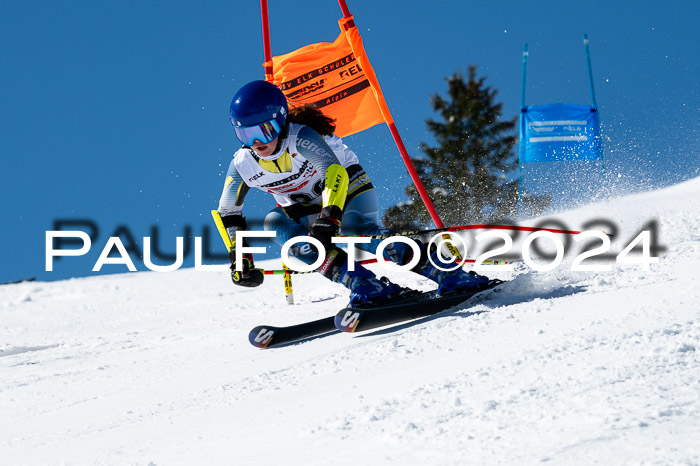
[{"x1": 229, "y1": 80, "x2": 288, "y2": 145}]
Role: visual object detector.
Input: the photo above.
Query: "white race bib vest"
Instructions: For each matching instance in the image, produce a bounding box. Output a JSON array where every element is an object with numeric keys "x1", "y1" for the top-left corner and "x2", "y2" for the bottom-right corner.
[{"x1": 232, "y1": 123, "x2": 359, "y2": 207}]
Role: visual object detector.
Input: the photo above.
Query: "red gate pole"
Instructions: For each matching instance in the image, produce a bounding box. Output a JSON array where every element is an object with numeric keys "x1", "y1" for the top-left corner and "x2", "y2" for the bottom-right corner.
[
  {"x1": 336, "y1": 0, "x2": 445, "y2": 229},
  {"x1": 260, "y1": 0, "x2": 273, "y2": 80}
]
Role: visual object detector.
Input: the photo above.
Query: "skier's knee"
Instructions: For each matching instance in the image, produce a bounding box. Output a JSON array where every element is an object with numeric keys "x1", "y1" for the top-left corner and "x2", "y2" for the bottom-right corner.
[
  {"x1": 264, "y1": 207, "x2": 308, "y2": 247},
  {"x1": 263, "y1": 207, "x2": 287, "y2": 232}
]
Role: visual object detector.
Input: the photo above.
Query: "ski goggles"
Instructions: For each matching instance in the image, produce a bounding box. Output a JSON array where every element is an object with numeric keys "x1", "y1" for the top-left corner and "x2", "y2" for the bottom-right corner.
[{"x1": 233, "y1": 119, "x2": 281, "y2": 146}]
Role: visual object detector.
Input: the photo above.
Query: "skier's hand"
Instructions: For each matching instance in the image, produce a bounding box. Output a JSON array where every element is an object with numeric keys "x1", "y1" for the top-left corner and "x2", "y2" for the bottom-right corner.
[
  {"x1": 229, "y1": 249, "x2": 264, "y2": 287},
  {"x1": 309, "y1": 216, "x2": 341, "y2": 254}
]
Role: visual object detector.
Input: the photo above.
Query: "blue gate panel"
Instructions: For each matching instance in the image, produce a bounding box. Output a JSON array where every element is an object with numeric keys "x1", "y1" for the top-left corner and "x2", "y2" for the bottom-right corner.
[{"x1": 519, "y1": 104, "x2": 601, "y2": 162}]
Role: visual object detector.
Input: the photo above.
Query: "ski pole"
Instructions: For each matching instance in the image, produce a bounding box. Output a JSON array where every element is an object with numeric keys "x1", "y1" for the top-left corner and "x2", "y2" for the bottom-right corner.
[
  {"x1": 262, "y1": 256, "x2": 509, "y2": 275},
  {"x1": 212, "y1": 210, "x2": 296, "y2": 304},
  {"x1": 282, "y1": 262, "x2": 294, "y2": 304}
]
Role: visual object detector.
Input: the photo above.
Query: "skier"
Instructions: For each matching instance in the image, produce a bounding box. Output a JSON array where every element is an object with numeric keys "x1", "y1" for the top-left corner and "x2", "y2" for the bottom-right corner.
[{"x1": 217, "y1": 80, "x2": 490, "y2": 307}]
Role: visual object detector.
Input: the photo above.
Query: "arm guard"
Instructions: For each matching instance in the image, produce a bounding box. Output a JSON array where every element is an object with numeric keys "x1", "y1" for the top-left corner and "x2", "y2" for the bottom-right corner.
[
  {"x1": 321, "y1": 163, "x2": 349, "y2": 219},
  {"x1": 296, "y1": 126, "x2": 349, "y2": 220},
  {"x1": 218, "y1": 155, "x2": 250, "y2": 241}
]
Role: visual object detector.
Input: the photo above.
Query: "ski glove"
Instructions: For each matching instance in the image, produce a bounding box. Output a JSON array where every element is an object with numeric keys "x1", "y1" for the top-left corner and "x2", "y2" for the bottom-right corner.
[
  {"x1": 229, "y1": 249, "x2": 264, "y2": 287},
  {"x1": 309, "y1": 216, "x2": 341, "y2": 254}
]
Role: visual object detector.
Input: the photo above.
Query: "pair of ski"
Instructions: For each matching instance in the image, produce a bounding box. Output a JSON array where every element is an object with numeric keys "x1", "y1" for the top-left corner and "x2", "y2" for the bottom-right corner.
[{"x1": 248, "y1": 280, "x2": 504, "y2": 348}]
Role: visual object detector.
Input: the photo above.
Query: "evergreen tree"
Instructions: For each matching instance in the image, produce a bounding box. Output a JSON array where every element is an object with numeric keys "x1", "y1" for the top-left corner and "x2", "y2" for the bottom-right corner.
[{"x1": 383, "y1": 66, "x2": 549, "y2": 230}]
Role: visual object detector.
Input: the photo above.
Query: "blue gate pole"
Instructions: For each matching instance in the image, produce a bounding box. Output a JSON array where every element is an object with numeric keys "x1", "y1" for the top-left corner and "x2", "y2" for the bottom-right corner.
[
  {"x1": 583, "y1": 33, "x2": 605, "y2": 179},
  {"x1": 518, "y1": 44, "x2": 528, "y2": 218},
  {"x1": 583, "y1": 34, "x2": 598, "y2": 109},
  {"x1": 521, "y1": 44, "x2": 528, "y2": 108}
]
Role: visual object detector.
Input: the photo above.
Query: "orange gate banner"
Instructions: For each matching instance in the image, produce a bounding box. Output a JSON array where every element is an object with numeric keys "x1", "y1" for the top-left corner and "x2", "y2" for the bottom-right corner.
[{"x1": 266, "y1": 17, "x2": 385, "y2": 138}]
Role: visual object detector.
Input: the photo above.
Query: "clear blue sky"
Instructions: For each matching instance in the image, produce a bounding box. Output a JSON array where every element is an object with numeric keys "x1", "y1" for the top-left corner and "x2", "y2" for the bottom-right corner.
[{"x1": 1, "y1": 0, "x2": 698, "y2": 283}]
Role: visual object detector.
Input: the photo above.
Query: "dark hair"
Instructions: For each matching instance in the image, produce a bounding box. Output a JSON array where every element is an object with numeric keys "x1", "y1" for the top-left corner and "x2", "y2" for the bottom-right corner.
[{"x1": 287, "y1": 104, "x2": 336, "y2": 136}]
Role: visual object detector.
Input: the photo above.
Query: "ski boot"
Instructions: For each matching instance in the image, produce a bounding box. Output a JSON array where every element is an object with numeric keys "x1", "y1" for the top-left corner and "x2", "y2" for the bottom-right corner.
[
  {"x1": 343, "y1": 266, "x2": 405, "y2": 308},
  {"x1": 412, "y1": 245, "x2": 490, "y2": 296},
  {"x1": 319, "y1": 247, "x2": 409, "y2": 308}
]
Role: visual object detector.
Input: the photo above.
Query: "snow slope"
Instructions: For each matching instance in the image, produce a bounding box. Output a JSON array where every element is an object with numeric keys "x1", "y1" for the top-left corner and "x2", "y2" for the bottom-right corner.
[{"x1": 2, "y1": 178, "x2": 699, "y2": 465}]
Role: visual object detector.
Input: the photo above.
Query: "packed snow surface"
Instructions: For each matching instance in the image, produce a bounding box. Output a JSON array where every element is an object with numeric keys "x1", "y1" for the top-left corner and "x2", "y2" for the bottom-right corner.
[{"x1": 2, "y1": 178, "x2": 699, "y2": 465}]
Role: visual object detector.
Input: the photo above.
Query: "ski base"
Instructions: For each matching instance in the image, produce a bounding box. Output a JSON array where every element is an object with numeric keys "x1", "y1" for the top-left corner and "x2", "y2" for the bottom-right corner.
[{"x1": 334, "y1": 280, "x2": 504, "y2": 334}]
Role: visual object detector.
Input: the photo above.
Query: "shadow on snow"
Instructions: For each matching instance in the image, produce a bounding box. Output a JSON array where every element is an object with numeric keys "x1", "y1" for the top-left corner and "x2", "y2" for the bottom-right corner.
[{"x1": 357, "y1": 280, "x2": 588, "y2": 339}]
